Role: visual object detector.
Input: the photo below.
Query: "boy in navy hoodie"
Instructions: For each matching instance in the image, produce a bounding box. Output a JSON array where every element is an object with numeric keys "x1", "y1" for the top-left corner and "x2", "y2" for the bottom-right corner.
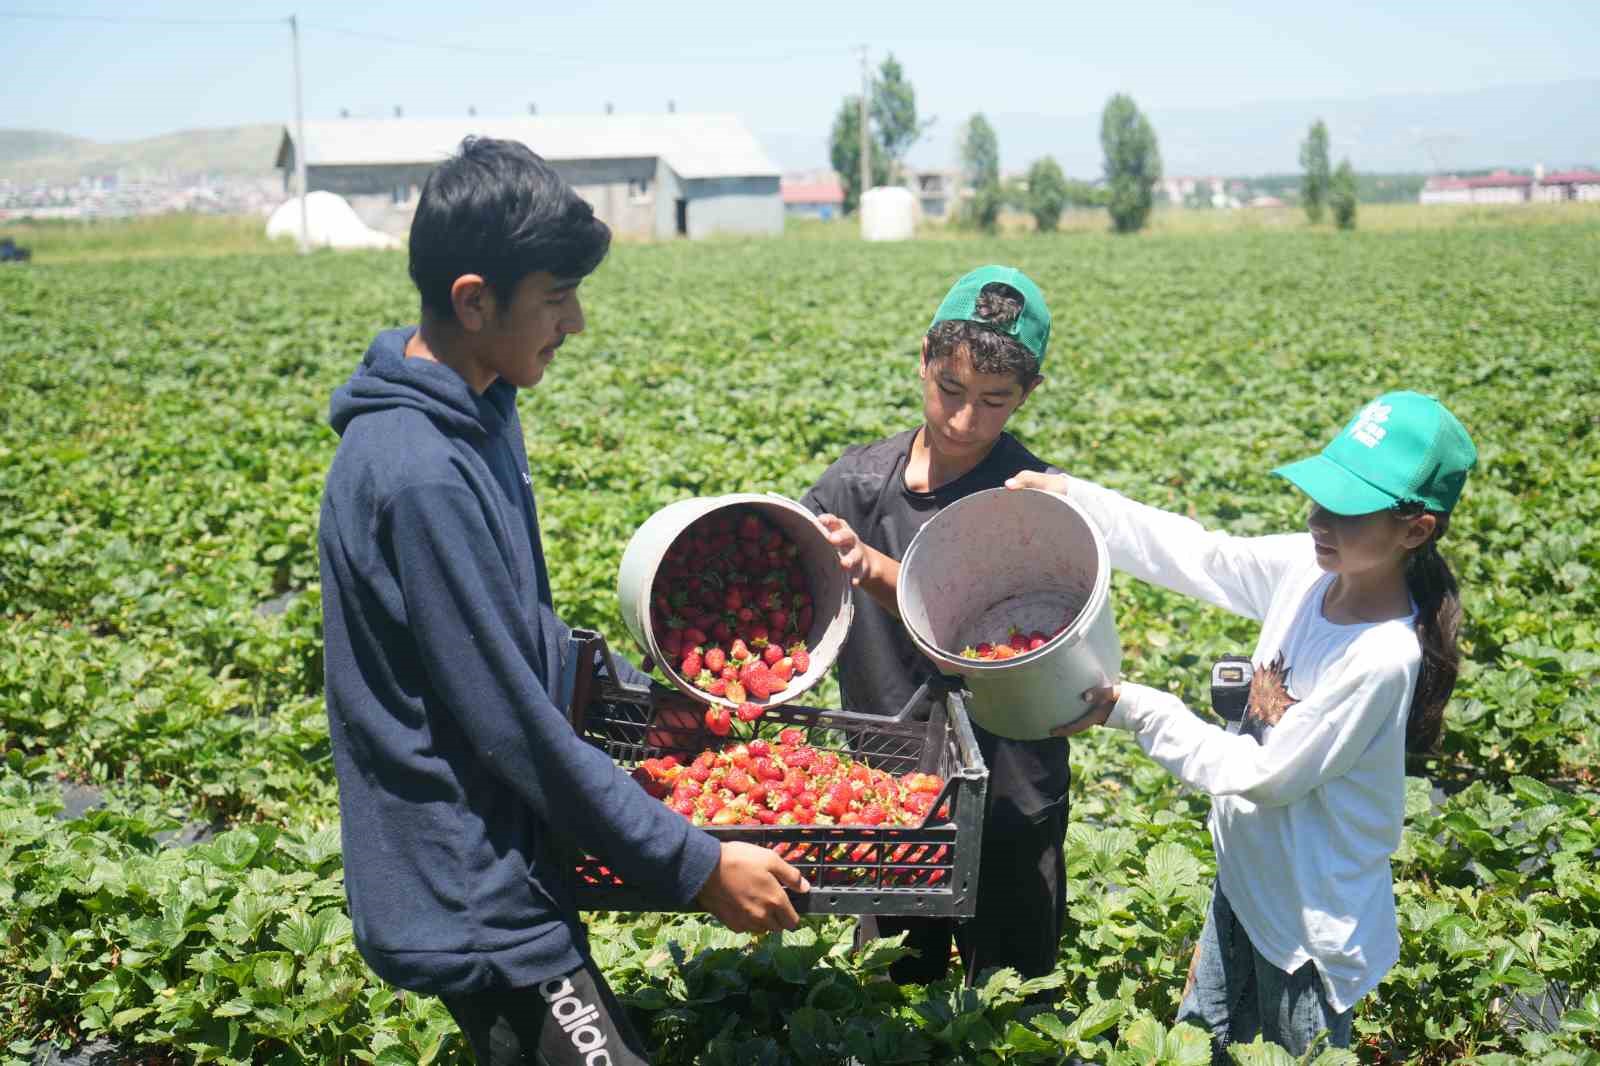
[{"x1": 319, "y1": 137, "x2": 806, "y2": 1066}]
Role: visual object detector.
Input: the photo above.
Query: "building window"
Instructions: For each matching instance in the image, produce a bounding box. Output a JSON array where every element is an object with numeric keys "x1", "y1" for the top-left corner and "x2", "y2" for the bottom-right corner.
[{"x1": 628, "y1": 177, "x2": 652, "y2": 203}]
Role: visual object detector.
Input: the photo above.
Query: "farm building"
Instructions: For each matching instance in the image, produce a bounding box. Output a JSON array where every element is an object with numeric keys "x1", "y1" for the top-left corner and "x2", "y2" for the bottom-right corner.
[
  {"x1": 275, "y1": 114, "x2": 782, "y2": 240},
  {"x1": 1420, "y1": 170, "x2": 1533, "y2": 205},
  {"x1": 780, "y1": 174, "x2": 844, "y2": 220},
  {"x1": 1537, "y1": 169, "x2": 1600, "y2": 202}
]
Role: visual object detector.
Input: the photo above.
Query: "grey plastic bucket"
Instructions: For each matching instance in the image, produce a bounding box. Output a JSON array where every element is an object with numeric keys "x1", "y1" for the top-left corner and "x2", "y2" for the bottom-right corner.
[
  {"x1": 616, "y1": 493, "x2": 854, "y2": 709},
  {"x1": 896, "y1": 487, "x2": 1121, "y2": 741}
]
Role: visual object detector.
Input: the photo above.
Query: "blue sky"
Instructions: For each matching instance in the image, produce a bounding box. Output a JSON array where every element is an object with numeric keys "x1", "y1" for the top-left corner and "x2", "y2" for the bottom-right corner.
[{"x1": 2, "y1": 1, "x2": 1596, "y2": 171}]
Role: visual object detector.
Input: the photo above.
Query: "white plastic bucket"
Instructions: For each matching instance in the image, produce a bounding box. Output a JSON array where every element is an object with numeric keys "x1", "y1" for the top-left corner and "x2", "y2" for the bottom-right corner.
[
  {"x1": 896, "y1": 487, "x2": 1121, "y2": 740},
  {"x1": 616, "y1": 493, "x2": 854, "y2": 709}
]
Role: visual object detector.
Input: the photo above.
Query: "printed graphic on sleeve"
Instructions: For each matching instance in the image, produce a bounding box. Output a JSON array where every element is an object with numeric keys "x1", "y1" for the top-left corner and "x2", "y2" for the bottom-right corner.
[{"x1": 1240, "y1": 652, "x2": 1299, "y2": 743}]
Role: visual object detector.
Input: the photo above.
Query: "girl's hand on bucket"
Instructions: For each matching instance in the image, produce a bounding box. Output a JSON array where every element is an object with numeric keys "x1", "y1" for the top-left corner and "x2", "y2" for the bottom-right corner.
[
  {"x1": 1051, "y1": 684, "x2": 1119, "y2": 737},
  {"x1": 1004, "y1": 471, "x2": 1072, "y2": 496},
  {"x1": 817, "y1": 514, "x2": 870, "y2": 585}
]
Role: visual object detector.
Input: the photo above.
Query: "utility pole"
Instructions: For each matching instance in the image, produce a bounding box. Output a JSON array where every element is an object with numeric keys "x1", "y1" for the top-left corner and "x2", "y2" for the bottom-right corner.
[
  {"x1": 857, "y1": 44, "x2": 870, "y2": 217},
  {"x1": 290, "y1": 14, "x2": 310, "y2": 252}
]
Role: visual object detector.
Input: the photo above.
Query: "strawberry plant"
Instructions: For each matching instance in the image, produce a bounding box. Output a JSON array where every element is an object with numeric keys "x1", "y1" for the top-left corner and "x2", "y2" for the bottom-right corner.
[{"x1": 3, "y1": 219, "x2": 1598, "y2": 1063}]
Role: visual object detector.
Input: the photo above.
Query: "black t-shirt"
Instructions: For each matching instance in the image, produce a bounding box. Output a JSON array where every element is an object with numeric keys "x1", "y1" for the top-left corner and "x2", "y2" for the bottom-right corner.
[{"x1": 801, "y1": 427, "x2": 1070, "y2": 824}]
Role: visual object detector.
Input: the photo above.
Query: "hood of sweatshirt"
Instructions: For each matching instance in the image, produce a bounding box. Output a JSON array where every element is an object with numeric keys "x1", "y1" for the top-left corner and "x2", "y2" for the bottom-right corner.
[{"x1": 329, "y1": 327, "x2": 513, "y2": 442}]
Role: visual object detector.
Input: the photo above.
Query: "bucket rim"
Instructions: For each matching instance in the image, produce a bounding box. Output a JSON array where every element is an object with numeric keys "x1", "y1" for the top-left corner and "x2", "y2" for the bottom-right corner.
[
  {"x1": 896, "y1": 486, "x2": 1110, "y2": 673},
  {"x1": 621, "y1": 492, "x2": 853, "y2": 709}
]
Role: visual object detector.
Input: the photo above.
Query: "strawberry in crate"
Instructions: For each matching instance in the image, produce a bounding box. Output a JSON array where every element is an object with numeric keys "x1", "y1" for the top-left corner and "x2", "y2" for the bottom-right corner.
[
  {"x1": 629, "y1": 729, "x2": 948, "y2": 830},
  {"x1": 648, "y1": 506, "x2": 818, "y2": 708}
]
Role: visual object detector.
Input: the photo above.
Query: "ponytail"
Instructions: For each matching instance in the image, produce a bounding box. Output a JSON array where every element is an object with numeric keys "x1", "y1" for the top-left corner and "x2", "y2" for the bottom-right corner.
[{"x1": 1401, "y1": 510, "x2": 1461, "y2": 753}]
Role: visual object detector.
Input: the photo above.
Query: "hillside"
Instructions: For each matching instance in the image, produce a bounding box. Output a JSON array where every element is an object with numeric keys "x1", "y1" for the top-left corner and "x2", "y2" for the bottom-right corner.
[{"x1": 0, "y1": 123, "x2": 281, "y2": 183}]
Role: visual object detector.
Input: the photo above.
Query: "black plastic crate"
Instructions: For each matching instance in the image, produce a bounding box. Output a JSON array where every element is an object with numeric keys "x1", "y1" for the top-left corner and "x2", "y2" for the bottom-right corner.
[{"x1": 559, "y1": 630, "x2": 989, "y2": 917}]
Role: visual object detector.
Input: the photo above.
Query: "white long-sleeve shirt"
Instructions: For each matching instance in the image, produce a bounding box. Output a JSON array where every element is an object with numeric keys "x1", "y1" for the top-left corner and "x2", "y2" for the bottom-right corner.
[{"x1": 1066, "y1": 477, "x2": 1420, "y2": 1013}]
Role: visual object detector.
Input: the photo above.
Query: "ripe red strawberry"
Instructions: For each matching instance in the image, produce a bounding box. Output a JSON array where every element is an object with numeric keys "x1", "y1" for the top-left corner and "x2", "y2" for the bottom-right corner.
[
  {"x1": 1009, "y1": 629, "x2": 1030, "y2": 653},
  {"x1": 705, "y1": 678, "x2": 728, "y2": 697},
  {"x1": 735, "y1": 701, "x2": 764, "y2": 723},
  {"x1": 766, "y1": 609, "x2": 789, "y2": 633},
  {"x1": 747, "y1": 738, "x2": 771, "y2": 757},
  {"x1": 703, "y1": 647, "x2": 726, "y2": 674},
  {"x1": 860, "y1": 803, "x2": 887, "y2": 826},
  {"x1": 725, "y1": 770, "x2": 754, "y2": 795},
  {"x1": 745, "y1": 664, "x2": 774, "y2": 700},
  {"x1": 765, "y1": 671, "x2": 787, "y2": 693},
  {"x1": 712, "y1": 620, "x2": 734, "y2": 643},
  {"x1": 771, "y1": 657, "x2": 795, "y2": 683},
  {"x1": 993, "y1": 644, "x2": 1017, "y2": 660},
  {"x1": 680, "y1": 650, "x2": 703, "y2": 677},
  {"x1": 671, "y1": 797, "x2": 696, "y2": 817},
  {"x1": 659, "y1": 629, "x2": 683, "y2": 658},
  {"x1": 738, "y1": 513, "x2": 763, "y2": 540},
  {"x1": 788, "y1": 644, "x2": 810, "y2": 674},
  {"x1": 704, "y1": 706, "x2": 730, "y2": 736},
  {"x1": 720, "y1": 664, "x2": 739, "y2": 682},
  {"x1": 778, "y1": 727, "x2": 805, "y2": 746},
  {"x1": 729, "y1": 638, "x2": 751, "y2": 663},
  {"x1": 681, "y1": 627, "x2": 708, "y2": 648},
  {"x1": 762, "y1": 643, "x2": 785, "y2": 666},
  {"x1": 756, "y1": 807, "x2": 780, "y2": 825},
  {"x1": 723, "y1": 587, "x2": 743, "y2": 612},
  {"x1": 630, "y1": 765, "x2": 668, "y2": 798},
  {"x1": 749, "y1": 623, "x2": 771, "y2": 648},
  {"x1": 1028, "y1": 634, "x2": 1046, "y2": 651}
]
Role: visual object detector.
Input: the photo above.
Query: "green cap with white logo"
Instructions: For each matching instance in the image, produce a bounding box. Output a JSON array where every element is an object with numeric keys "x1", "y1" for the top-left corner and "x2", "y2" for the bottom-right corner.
[
  {"x1": 1273, "y1": 391, "x2": 1477, "y2": 515},
  {"x1": 929, "y1": 265, "x2": 1052, "y2": 365}
]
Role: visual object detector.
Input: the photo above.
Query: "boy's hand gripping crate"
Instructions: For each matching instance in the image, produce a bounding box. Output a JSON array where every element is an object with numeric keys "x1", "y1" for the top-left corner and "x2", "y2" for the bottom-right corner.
[{"x1": 560, "y1": 630, "x2": 989, "y2": 918}]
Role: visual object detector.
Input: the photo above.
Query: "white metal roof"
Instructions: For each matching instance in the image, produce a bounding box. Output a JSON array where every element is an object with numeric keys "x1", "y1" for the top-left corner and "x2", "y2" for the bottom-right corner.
[{"x1": 278, "y1": 114, "x2": 779, "y2": 180}]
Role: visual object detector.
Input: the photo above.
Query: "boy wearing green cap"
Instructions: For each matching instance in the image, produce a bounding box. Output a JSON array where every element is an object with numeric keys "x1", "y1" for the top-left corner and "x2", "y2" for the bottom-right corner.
[
  {"x1": 802, "y1": 266, "x2": 1068, "y2": 987},
  {"x1": 1008, "y1": 391, "x2": 1476, "y2": 1056}
]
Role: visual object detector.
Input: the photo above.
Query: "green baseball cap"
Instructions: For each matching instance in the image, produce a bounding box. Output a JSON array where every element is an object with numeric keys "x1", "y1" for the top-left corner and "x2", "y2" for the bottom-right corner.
[
  {"x1": 1273, "y1": 391, "x2": 1477, "y2": 515},
  {"x1": 929, "y1": 265, "x2": 1052, "y2": 365}
]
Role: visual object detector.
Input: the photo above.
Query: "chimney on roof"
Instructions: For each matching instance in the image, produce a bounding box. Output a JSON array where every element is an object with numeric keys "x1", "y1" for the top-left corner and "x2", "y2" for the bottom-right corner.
[
  {"x1": 394, "y1": 105, "x2": 403, "y2": 118},
  {"x1": 605, "y1": 101, "x2": 614, "y2": 115}
]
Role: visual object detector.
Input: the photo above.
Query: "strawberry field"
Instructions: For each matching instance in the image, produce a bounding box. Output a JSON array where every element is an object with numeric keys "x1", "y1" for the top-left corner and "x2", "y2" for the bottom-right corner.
[{"x1": 3, "y1": 221, "x2": 1599, "y2": 1066}]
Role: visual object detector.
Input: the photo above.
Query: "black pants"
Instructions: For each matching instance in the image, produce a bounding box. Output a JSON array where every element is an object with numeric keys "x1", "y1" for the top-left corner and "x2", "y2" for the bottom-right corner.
[
  {"x1": 861, "y1": 799, "x2": 1068, "y2": 986},
  {"x1": 440, "y1": 957, "x2": 651, "y2": 1066},
  {"x1": 860, "y1": 731, "x2": 1069, "y2": 988}
]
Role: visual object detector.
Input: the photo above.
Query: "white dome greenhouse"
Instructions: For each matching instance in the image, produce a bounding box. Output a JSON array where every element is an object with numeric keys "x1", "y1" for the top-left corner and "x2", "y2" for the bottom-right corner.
[{"x1": 266, "y1": 191, "x2": 400, "y2": 250}]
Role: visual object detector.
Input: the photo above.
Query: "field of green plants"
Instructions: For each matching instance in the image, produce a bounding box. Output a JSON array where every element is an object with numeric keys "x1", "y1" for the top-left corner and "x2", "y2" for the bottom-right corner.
[{"x1": 2, "y1": 219, "x2": 1598, "y2": 1066}]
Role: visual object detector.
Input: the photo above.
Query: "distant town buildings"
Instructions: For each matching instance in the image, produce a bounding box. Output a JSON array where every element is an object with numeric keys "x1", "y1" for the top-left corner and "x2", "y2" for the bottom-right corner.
[
  {"x1": 906, "y1": 169, "x2": 959, "y2": 220},
  {"x1": 1419, "y1": 168, "x2": 1600, "y2": 205},
  {"x1": 0, "y1": 173, "x2": 280, "y2": 221}
]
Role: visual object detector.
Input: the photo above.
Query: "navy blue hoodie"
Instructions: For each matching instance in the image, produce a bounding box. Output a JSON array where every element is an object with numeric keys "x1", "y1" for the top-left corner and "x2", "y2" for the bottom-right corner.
[{"x1": 318, "y1": 327, "x2": 721, "y2": 994}]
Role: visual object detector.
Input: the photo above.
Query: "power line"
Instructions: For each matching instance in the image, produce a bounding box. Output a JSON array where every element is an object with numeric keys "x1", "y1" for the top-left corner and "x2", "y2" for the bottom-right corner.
[
  {"x1": 297, "y1": 20, "x2": 534, "y2": 57},
  {"x1": 0, "y1": 9, "x2": 281, "y2": 26}
]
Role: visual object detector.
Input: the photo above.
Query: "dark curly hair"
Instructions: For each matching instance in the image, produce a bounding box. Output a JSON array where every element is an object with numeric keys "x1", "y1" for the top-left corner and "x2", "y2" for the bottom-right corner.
[{"x1": 924, "y1": 282, "x2": 1040, "y2": 384}]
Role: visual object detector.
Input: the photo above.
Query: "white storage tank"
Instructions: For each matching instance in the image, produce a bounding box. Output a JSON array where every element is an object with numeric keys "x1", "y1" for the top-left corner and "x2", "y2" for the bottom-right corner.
[{"x1": 860, "y1": 185, "x2": 917, "y2": 241}]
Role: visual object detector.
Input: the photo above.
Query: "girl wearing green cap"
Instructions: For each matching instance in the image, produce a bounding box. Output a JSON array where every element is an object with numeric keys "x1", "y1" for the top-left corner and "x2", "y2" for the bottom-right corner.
[{"x1": 1007, "y1": 391, "x2": 1475, "y2": 1057}]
